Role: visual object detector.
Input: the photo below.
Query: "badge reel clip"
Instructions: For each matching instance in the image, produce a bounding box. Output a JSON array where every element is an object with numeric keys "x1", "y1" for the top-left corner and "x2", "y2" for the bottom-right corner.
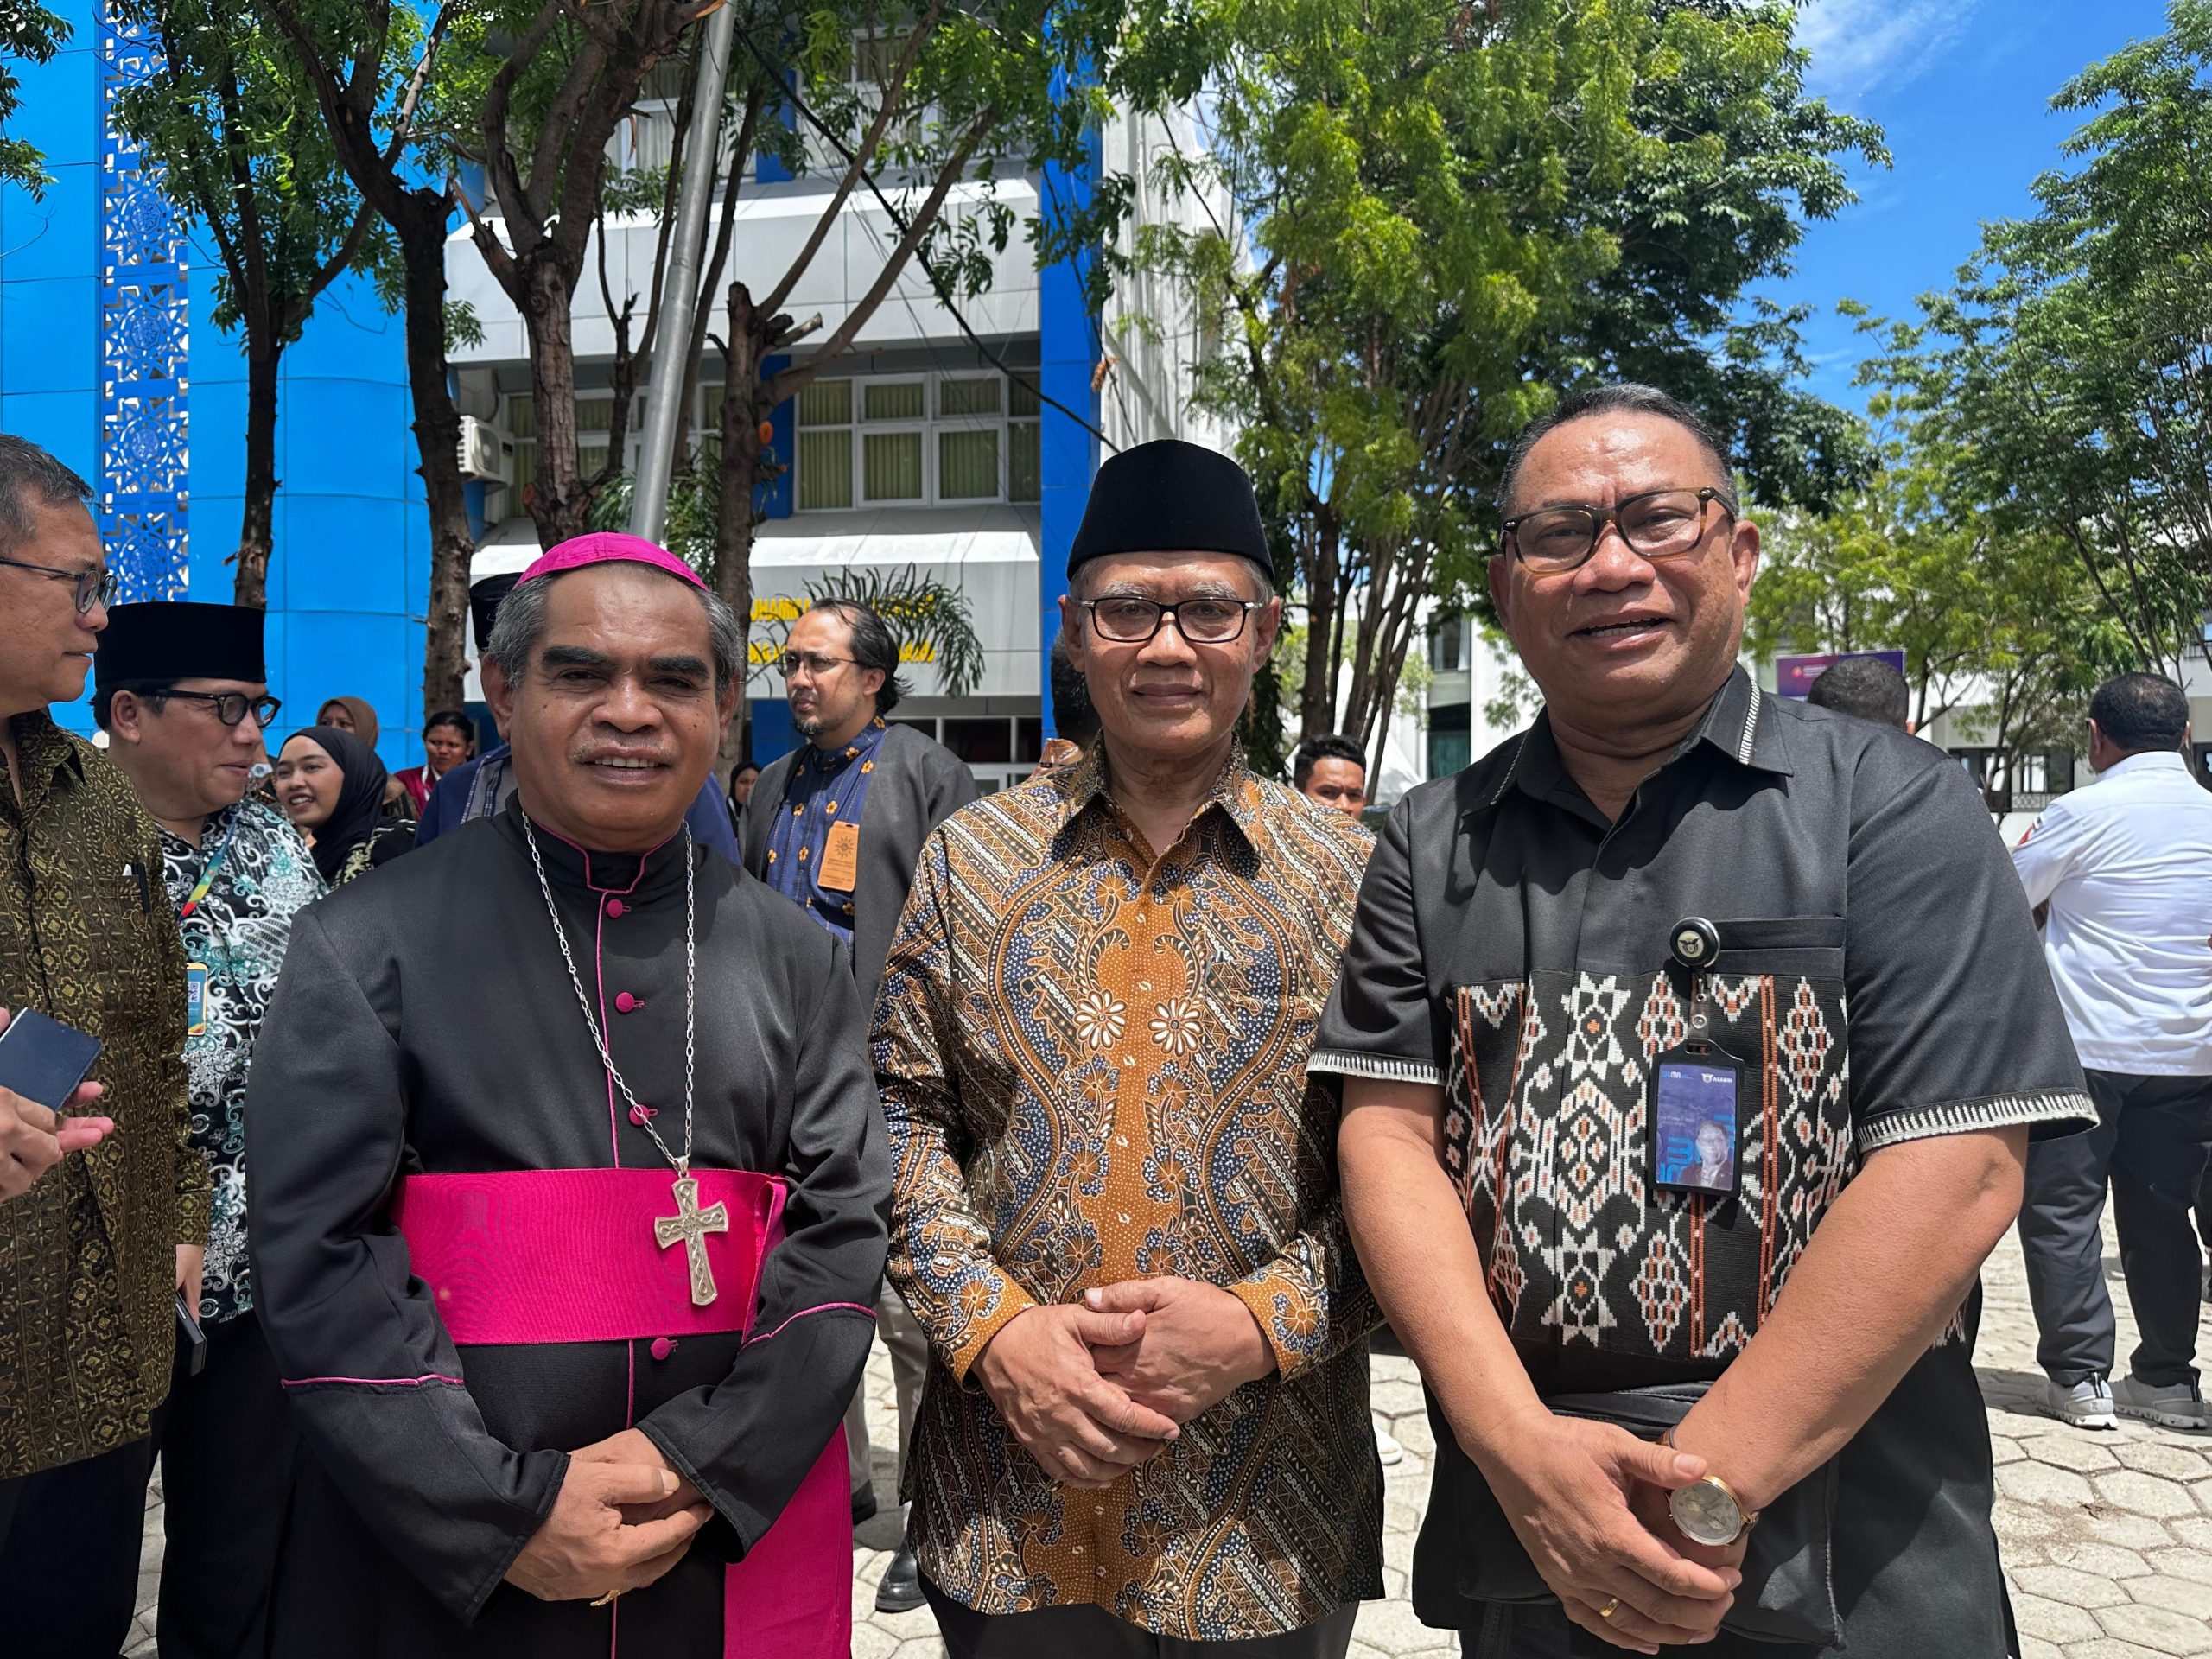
[{"x1": 1649, "y1": 918, "x2": 1745, "y2": 1199}]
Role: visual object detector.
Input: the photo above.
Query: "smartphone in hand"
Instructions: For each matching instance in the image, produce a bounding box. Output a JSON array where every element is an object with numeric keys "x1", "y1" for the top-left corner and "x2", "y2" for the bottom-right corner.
[{"x1": 0, "y1": 1008, "x2": 104, "y2": 1111}]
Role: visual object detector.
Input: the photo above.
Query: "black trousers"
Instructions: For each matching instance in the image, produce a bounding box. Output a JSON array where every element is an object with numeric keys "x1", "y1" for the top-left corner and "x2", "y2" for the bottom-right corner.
[
  {"x1": 0, "y1": 1310, "x2": 295, "y2": 1659},
  {"x1": 153, "y1": 1308, "x2": 298, "y2": 1659},
  {"x1": 0, "y1": 1431, "x2": 156, "y2": 1658},
  {"x1": 2018, "y1": 1068, "x2": 2212, "y2": 1387},
  {"x1": 922, "y1": 1577, "x2": 1360, "y2": 1659}
]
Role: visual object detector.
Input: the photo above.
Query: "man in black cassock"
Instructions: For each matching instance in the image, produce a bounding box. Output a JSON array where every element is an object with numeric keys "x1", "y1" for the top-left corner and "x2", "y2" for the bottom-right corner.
[{"x1": 246, "y1": 532, "x2": 889, "y2": 1658}]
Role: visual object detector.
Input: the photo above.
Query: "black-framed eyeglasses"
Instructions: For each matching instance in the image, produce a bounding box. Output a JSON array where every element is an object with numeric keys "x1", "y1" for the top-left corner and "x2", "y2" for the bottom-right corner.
[
  {"x1": 0, "y1": 554, "x2": 118, "y2": 614},
  {"x1": 779, "y1": 651, "x2": 860, "y2": 678},
  {"x1": 155, "y1": 690, "x2": 283, "y2": 729},
  {"x1": 1500, "y1": 487, "x2": 1736, "y2": 574},
  {"x1": 1081, "y1": 596, "x2": 1266, "y2": 645}
]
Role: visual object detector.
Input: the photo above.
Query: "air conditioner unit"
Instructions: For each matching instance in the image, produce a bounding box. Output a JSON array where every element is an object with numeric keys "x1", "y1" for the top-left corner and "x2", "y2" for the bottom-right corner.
[{"x1": 456, "y1": 415, "x2": 513, "y2": 485}]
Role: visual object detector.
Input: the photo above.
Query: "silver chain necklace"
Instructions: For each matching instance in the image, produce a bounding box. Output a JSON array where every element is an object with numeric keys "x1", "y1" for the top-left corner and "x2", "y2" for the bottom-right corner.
[
  {"x1": 521, "y1": 816, "x2": 728, "y2": 1306},
  {"x1": 522, "y1": 814, "x2": 697, "y2": 1173}
]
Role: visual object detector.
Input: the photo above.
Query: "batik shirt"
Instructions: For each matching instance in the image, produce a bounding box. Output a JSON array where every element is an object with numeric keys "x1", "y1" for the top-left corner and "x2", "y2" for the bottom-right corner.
[
  {"x1": 873, "y1": 746, "x2": 1383, "y2": 1638},
  {"x1": 159, "y1": 798, "x2": 324, "y2": 1325},
  {"x1": 1311, "y1": 668, "x2": 2094, "y2": 1656},
  {"x1": 764, "y1": 716, "x2": 888, "y2": 948},
  {"x1": 0, "y1": 712, "x2": 200, "y2": 1479}
]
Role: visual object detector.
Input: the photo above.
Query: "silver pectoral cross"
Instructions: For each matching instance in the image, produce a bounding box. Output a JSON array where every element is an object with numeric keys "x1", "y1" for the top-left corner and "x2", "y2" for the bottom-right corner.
[{"x1": 654, "y1": 1174, "x2": 730, "y2": 1306}]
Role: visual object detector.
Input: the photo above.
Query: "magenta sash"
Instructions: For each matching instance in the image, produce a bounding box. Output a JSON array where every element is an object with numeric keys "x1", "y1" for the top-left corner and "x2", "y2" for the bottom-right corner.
[{"x1": 393, "y1": 1168, "x2": 851, "y2": 1659}]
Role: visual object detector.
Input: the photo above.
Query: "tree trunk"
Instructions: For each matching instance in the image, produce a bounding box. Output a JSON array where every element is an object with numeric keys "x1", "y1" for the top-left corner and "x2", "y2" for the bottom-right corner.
[
  {"x1": 233, "y1": 328, "x2": 281, "y2": 608},
  {"x1": 714, "y1": 280, "x2": 766, "y2": 771},
  {"x1": 522, "y1": 257, "x2": 590, "y2": 547},
  {"x1": 396, "y1": 210, "x2": 475, "y2": 715},
  {"x1": 1300, "y1": 508, "x2": 1339, "y2": 740}
]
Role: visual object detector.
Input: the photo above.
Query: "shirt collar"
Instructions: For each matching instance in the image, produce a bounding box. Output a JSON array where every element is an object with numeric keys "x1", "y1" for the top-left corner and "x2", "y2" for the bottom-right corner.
[
  {"x1": 801, "y1": 715, "x2": 889, "y2": 774},
  {"x1": 496, "y1": 800, "x2": 691, "y2": 900},
  {"x1": 160, "y1": 796, "x2": 246, "y2": 857},
  {"x1": 2094, "y1": 749, "x2": 2189, "y2": 783},
  {"x1": 3, "y1": 710, "x2": 86, "y2": 815},
  {"x1": 1494, "y1": 664, "x2": 1792, "y2": 814},
  {"x1": 1055, "y1": 740, "x2": 1268, "y2": 858}
]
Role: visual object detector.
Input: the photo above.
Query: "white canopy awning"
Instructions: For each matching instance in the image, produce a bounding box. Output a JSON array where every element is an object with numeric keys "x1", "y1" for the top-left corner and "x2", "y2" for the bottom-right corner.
[
  {"x1": 467, "y1": 509, "x2": 1041, "y2": 701},
  {"x1": 751, "y1": 505, "x2": 1039, "y2": 700}
]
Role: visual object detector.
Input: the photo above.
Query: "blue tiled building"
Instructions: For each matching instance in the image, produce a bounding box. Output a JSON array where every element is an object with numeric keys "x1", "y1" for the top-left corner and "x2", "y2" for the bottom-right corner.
[{"x1": 1, "y1": 2, "x2": 428, "y2": 763}]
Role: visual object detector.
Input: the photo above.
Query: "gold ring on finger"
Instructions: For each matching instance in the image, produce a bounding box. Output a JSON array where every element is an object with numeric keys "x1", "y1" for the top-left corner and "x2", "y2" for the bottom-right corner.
[
  {"x1": 590, "y1": 1590, "x2": 622, "y2": 1607},
  {"x1": 1598, "y1": 1596, "x2": 1621, "y2": 1621}
]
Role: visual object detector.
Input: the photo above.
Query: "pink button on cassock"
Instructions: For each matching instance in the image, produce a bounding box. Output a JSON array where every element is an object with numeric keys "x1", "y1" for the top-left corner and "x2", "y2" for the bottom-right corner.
[
  {"x1": 650, "y1": 1337, "x2": 675, "y2": 1361},
  {"x1": 605, "y1": 899, "x2": 626, "y2": 918},
  {"x1": 628, "y1": 1103, "x2": 658, "y2": 1126},
  {"x1": 614, "y1": 991, "x2": 639, "y2": 1014}
]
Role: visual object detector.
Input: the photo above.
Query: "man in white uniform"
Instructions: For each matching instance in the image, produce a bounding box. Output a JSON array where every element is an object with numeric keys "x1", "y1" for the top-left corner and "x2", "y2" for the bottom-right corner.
[{"x1": 2014, "y1": 671, "x2": 2212, "y2": 1428}]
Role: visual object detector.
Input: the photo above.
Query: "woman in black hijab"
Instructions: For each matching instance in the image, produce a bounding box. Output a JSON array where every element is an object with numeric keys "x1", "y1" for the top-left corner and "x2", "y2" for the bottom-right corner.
[{"x1": 275, "y1": 726, "x2": 414, "y2": 885}]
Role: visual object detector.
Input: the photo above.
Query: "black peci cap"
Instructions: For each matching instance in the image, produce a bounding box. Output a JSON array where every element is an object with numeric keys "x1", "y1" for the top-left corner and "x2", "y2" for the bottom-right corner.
[
  {"x1": 94, "y1": 601, "x2": 267, "y2": 691},
  {"x1": 1067, "y1": 438, "x2": 1273, "y2": 582}
]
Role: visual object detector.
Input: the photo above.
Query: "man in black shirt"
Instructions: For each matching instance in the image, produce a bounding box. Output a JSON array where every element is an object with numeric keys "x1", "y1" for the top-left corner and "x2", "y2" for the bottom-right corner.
[{"x1": 1325, "y1": 385, "x2": 2090, "y2": 1659}]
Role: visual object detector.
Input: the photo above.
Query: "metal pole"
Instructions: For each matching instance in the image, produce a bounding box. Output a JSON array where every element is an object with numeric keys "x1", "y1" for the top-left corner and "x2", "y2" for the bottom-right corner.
[{"x1": 629, "y1": 0, "x2": 738, "y2": 543}]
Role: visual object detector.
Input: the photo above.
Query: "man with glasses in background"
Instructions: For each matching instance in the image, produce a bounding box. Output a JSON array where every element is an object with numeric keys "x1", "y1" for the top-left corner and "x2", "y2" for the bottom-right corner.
[
  {"x1": 874, "y1": 439, "x2": 1380, "y2": 1658},
  {"x1": 95, "y1": 601, "x2": 326, "y2": 1656},
  {"x1": 0, "y1": 435, "x2": 211, "y2": 1657},
  {"x1": 739, "y1": 597, "x2": 976, "y2": 1614}
]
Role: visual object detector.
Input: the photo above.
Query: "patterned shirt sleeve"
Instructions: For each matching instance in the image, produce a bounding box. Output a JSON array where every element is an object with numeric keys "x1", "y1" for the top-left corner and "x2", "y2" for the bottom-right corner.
[
  {"x1": 1844, "y1": 746, "x2": 2093, "y2": 1155},
  {"x1": 1224, "y1": 1171, "x2": 1375, "y2": 1381},
  {"x1": 1308, "y1": 800, "x2": 1443, "y2": 1085},
  {"x1": 872, "y1": 829, "x2": 1038, "y2": 1380}
]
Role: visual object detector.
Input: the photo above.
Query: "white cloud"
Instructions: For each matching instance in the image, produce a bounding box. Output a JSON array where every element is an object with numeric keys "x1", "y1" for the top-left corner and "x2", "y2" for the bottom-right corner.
[{"x1": 1796, "y1": 0, "x2": 1984, "y2": 104}]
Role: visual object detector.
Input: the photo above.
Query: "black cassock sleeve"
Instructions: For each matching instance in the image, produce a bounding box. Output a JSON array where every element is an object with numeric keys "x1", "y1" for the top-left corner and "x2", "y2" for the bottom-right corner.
[
  {"x1": 636, "y1": 937, "x2": 890, "y2": 1560},
  {"x1": 246, "y1": 908, "x2": 567, "y2": 1624}
]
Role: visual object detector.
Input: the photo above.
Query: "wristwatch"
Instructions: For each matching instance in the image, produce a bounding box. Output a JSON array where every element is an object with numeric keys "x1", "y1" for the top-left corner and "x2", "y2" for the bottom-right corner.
[{"x1": 1660, "y1": 1428, "x2": 1759, "y2": 1547}]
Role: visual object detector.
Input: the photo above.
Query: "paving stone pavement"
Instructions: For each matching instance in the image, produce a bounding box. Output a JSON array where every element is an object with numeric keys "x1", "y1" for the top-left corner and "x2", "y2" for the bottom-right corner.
[{"x1": 129, "y1": 1217, "x2": 2212, "y2": 1657}]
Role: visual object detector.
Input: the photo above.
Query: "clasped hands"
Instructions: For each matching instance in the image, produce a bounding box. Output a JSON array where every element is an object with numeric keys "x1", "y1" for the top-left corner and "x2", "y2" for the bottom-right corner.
[
  {"x1": 1479, "y1": 1408, "x2": 1751, "y2": 1655},
  {"x1": 972, "y1": 1276, "x2": 1277, "y2": 1488},
  {"x1": 505, "y1": 1427, "x2": 715, "y2": 1604}
]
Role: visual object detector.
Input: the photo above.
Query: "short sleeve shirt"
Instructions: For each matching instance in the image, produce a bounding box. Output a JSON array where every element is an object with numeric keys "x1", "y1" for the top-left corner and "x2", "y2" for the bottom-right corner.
[{"x1": 1312, "y1": 668, "x2": 2091, "y2": 1656}]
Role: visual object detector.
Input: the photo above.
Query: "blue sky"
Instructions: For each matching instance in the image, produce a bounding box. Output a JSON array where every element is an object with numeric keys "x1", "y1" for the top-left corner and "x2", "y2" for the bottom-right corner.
[{"x1": 1768, "y1": 0, "x2": 2176, "y2": 411}]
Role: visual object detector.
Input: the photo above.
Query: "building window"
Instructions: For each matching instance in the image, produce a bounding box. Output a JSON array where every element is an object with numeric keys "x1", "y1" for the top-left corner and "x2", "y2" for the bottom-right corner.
[
  {"x1": 796, "y1": 380, "x2": 855, "y2": 511},
  {"x1": 861, "y1": 379, "x2": 926, "y2": 502},
  {"x1": 504, "y1": 393, "x2": 621, "y2": 500},
  {"x1": 796, "y1": 371, "x2": 1038, "y2": 510},
  {"x1": 1427, "y1": 702, "x2": 1471, "y2": 780},
  {"x1": 1009, "y1": 376, "x2": 1041, "y2": 503},
  {"x1": 1428, "y1": 614, "x2": 1468, "y2": 674}
]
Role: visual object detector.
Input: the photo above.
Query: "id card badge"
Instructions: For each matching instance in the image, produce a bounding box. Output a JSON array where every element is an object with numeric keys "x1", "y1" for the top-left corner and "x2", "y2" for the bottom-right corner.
[
  {"x1": 1649, "y1": 1040, "x2": 1744, "y2": 1198},
  {"x1": 820, "y1": 820, "x2": 860, "y2": 892},
  {"x1": 185, "y1": 963, "x2": 210, "y2": 1037},
  {"x1": 1650, "y1": 921, "x2": 1743, "y2": 1199}
]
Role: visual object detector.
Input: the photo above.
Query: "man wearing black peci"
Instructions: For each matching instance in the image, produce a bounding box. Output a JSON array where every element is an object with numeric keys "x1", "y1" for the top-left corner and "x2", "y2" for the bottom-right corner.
[{"x1": 1325, "y1": 385, "x2": 2092, "y2": 1658}]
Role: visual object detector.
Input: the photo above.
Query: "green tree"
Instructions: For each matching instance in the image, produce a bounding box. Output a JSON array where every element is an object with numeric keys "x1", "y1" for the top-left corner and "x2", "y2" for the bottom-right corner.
[
  {"x1": 0, "y1": 3, "x2": 69, "y2": 196},
  {"x1": 261, "y1": 0, "x2": 482, "y2": 709},
  {"x1": 1147, "y1": 0, "x2": 1881, "y2": 766},
  {"x1": 1746, "y1": 398, "x2": 2107, "y2": 765},
  {"x1": 574, "y1": 0, "x2": 1219, "y2": 766},
  {"x1": 1859, "y1": 0, "x2": 2212, "y2": 681},
  {"x1": 111, "y1": 0, "x2": 383, "y2": 607}
]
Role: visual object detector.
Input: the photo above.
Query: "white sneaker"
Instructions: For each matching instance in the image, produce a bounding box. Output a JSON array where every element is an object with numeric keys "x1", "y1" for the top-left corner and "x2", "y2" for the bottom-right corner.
[
  {"x1": 2044, "y1": 1377, "x2": 2118, "y2": 1429},
  {"x1": 2113, "y1": 1376, "x2": 2208, "y2": 1430},
  {"x1": 1375, "y1": 1422, "x2": 1404, "y2": 1466}
]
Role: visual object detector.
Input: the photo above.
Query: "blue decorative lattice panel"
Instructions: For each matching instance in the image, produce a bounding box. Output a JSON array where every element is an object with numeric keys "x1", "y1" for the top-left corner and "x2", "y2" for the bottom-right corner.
[{"x1": 98, "y1": 5, "x2": 189, "y2": 601}]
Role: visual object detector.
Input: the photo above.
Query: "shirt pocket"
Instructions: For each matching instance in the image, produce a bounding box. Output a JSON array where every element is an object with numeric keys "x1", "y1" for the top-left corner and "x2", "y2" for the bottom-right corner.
[{"x1": 1673, "y1": 920, "x2": 1853, "y2": 1360}]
